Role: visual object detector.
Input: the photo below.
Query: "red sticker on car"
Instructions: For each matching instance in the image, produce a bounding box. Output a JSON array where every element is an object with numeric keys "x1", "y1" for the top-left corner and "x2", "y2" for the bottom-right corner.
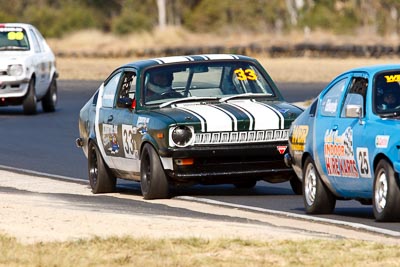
[{"x1": 277, "y1": 146, "x2": 287, "y2": 154}]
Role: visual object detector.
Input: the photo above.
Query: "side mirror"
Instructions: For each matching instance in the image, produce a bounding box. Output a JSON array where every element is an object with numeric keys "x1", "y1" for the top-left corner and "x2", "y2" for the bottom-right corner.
[
  {"x1": 345, "y1": 104, "x2": 362, "y2": 118},
  {"x1": 345, "y1": 104, "x2": 364, "y2": 125}
]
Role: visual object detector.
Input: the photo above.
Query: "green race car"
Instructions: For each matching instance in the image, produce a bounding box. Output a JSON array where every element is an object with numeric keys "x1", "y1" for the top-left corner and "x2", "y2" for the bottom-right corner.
[{"x1": 76, "y1": 54, "x2": 303, "y2": 199}]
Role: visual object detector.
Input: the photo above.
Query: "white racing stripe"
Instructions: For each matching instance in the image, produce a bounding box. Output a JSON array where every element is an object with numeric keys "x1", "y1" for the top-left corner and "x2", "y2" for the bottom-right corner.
[
  {"x1": 177, "y1": 104, "x2": 233, "y2": 132},
  {"x1": 94, "y1": 83, "x2": 114, "y2": 167},
  {"x1": 257, "y1": 101, "x2": 285, "y2": 129},
  {"x1": 229, "y1": 100, "x2": 280, "y2": 130}
]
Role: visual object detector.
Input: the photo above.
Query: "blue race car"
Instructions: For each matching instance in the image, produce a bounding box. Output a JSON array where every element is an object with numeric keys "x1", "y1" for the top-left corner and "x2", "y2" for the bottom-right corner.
[{"x1": 285, "y1": 64, "x2": 400, "y2": 221}]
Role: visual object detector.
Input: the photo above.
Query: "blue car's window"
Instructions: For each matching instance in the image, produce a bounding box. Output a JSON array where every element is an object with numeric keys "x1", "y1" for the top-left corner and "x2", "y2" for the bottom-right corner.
[
  {"x1": 374, "y1": 71, "x2": 400, "y2": 114},
  {"x1": 320, "y1": 78, "x2": 348, "y2": 117},
  {"x1": 143, "y1": 61, "x2": 276, "y2": 105},
  {"x1": 340, "y1": 77, "x2": 368, "y2": 117},
  {"x1": 0, "y1": 27, "x2": 30, "y2": 51}
]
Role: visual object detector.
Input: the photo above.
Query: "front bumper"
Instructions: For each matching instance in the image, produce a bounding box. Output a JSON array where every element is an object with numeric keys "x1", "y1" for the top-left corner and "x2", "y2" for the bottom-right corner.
[
  {"x1": 0, "y1": 77, "x2": 30, "y2": 99},
  {"x1": 161, "y1": 142, "x2": 294, "y2": 184}
]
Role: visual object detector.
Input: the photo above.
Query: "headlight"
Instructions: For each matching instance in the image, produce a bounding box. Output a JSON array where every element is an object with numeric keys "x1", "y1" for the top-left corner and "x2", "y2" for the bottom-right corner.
[
  {"x1": 7, "y1": 64, "x2": 23, "y2": 76},
  {"x1": 170, "y1": 125, "x2": 195, "y2": 147}
]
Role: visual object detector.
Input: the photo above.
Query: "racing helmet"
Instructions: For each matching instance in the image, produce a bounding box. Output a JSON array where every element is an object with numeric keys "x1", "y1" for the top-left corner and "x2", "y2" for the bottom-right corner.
[
  {"x1": 147, "y1": 71, "x2": 173, "y2": 94},
  {"x1": 376, "y1": 77, "x2": 400, "y2": 109}
]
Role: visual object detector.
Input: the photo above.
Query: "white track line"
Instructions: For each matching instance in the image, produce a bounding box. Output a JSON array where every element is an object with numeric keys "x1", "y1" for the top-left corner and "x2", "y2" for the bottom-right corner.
[{"x1": 176, "y1": 196, "x2": 400, "y2": 238}]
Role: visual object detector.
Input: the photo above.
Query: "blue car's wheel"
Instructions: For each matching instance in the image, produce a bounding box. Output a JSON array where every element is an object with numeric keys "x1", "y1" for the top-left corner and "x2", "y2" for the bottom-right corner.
[
  {"x1": 303, "y1": 157, "x2": 336, "y2": 214},
  {"x1": 373, "y1": 160, "x2": 400, "y2": 222},
  {"x1": 140, "y1": 144, "x2": 169, "y2": 200}
]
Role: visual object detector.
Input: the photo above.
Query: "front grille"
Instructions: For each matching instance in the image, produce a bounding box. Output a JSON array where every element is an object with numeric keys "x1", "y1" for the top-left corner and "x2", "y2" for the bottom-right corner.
[{"x1": 194, "y1": 129, "x2": 289, "y2": 145}]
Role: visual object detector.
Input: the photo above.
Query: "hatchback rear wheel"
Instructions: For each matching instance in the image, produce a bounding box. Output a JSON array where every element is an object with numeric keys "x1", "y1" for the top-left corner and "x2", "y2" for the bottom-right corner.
[
  {"x1": 303, "y1": 157, "x2": 336, "y2": 214},
  {"x1": 42, "y1": 77, "x2": 57, "y2": 112},
  {"x1": 88, "y1": 142, "x2": 116, "y2": 193}
]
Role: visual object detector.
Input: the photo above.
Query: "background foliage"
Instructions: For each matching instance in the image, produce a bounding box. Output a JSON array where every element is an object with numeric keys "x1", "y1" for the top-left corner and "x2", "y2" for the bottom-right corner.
[{"x1": 0, "y1": 0, "x2": 400, "y2": 38}]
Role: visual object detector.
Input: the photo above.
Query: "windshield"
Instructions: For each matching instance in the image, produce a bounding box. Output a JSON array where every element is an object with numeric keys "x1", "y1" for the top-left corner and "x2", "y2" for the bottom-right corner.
[
  {"x1": 374, "y1": 70, "x2": 400, "y2": 115},
  {"x1": 143, "y1": 61, "x2": 276, "y2": 105},
  {"x1": 0, "y1": 27, "x2": 30, "y2": 51}
]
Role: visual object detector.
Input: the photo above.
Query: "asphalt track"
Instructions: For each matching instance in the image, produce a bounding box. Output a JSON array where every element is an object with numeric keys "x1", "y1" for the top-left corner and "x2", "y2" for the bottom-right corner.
[{"x1": 1, "y1": 80, "x2": 399, "y2": 235}]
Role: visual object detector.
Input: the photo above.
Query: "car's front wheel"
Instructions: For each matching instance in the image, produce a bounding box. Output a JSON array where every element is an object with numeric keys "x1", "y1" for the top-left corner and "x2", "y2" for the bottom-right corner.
[
  {"x1": 140, "y1": 144, "x2": 169, "y2": 200},
  {"x1": 88, "y1": 142, "x2": 116, "y2": 193},
  {"x1": 303, "y1": 157, "x2": 336, "y2": 214},
  {"x1": 23, "y1": 78, "x2": 37, "y2": 115},
  {"x1": 373, "y1": 159, "x2": 400, "y2": 222},
  {"x1": 42, "y1": 77, "x2": 57, "y2": 112}
]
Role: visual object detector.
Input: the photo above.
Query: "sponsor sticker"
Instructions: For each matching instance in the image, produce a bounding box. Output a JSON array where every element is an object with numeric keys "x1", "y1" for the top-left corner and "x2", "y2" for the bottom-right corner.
[
  {"x1": 375, "y1": 135, "x2": 389, "y2": 148},
  {"x1": 102, "y1": 124, "x2": 119, "y2": 155},
  {"x1": 137, "y1": 116, "x2": 149, "y2": 134},
  {"x1": 277, "y1": 146, "x2": 287, "y2": 154},
  {"x1": 384, "y1": 74, "x2": 400, "y2": 83},
  {"x1": 324, "y1": 127, "x2": 359, "y2": 178},
  {"x1": 291, "y1": 125, "x2": 308, "y2": 151}
]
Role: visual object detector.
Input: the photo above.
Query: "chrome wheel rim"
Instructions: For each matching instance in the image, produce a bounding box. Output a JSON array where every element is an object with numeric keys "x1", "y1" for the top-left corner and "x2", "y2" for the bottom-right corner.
[
  {"x1": 305, "y1": 163, "x2": 317, "y2": 206},
  {"x1": 375, "y1": 171, "x2": 388, "y2": 213}
]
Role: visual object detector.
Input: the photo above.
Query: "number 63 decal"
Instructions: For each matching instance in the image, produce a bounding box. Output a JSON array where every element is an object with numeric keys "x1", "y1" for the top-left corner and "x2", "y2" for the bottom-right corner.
[{"x1": 234, "y1": 69, "x2": 257, "y2": 81}]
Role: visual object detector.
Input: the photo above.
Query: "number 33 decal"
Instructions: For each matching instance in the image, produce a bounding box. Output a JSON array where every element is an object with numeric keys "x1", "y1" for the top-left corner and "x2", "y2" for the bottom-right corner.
[{"x1": 234, "y1": 69, "x2": 257, "y2": 81}]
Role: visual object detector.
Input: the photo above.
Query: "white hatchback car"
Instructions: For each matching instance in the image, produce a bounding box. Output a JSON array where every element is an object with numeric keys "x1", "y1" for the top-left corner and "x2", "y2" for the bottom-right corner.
[{"x1": 0, "y1": 23, "x2": 58, "y2": 114}]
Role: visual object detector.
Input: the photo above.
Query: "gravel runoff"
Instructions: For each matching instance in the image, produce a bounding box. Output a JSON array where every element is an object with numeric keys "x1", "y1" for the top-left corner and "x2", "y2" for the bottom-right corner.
[{"x1": 0, "y1": 169, "x2": 399, "y2": 245}]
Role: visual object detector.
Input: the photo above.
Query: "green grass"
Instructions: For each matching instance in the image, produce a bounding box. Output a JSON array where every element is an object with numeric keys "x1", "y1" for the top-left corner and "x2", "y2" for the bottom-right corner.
[{"x1": 1, "y1": 234, "x2": 400, "y2": 267}]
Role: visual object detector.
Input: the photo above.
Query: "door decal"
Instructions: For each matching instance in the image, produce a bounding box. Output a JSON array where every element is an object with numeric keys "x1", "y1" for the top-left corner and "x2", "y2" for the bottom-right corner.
[{"x1": 324, "y1": 127, "x2": 359, "y2": 178}]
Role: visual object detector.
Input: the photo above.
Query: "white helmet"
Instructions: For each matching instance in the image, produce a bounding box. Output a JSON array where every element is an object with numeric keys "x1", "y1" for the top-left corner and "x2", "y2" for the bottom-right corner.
[{"x1": 148, "y1": 72, "x2": 173, "y2": 94}]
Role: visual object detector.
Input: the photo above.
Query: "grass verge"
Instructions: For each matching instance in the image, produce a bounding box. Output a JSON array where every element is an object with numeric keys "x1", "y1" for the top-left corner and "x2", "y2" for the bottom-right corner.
[{"x1": 1, "y1": 234, "x2": 400, "y2": 266}]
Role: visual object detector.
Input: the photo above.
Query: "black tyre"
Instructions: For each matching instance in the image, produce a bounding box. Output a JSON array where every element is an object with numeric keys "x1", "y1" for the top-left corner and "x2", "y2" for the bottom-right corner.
[
  {"x1": 42, "y1": 77, "x2": 57, "y2": 112},
  {"x1": 373, "y1": 160, "x2": 400, "y2": 222},
  {"x1": 289, "y1": 175, "x2": 303, "y2": 195},
  {"x1": 234, "y1": 180, "x2": 257, "y2": 189},
  {"x1": 303, "y1": 157, "x2": 336, "y2": 214},
  {"x1": 23, "y1": 78, "x2": 37, "y2": 115},
  {"x1": 88, "y1": 142, "x2": 116, "y2": 193},
  {"x1": 140, "y1": 144, "x2": 169, "y2": 200}
]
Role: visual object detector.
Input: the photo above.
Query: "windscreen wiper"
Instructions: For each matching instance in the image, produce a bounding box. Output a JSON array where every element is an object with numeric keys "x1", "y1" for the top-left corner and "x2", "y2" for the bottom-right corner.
[
  {"x1": 219, "y1": 93, "x2": 273, "y2": 102},
  {"x1": 159, "y1": 96, "x2": 219, "y2": 108}
]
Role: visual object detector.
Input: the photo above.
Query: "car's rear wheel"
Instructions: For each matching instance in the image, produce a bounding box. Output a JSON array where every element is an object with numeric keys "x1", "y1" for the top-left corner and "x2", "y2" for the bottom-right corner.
[
  {"x1": 42, "y1": 77, "x2": 57, "y2": 112},
  {"x1": 23, "y1": 78, "x2": 37, "y2": 115},
  {"x1": 88, "y1": 142, "x2": 116, "y2": 193},
  {"x1": 303, "y1": 157, "x2": 336, "y2": 214},
  {"x1": 373, "y1": 159, "x2": 400, "y2": 222},
  {"x1": 234, "y1": 180, "x2": 257, "y2": 189},
  {"x1": 289, "y1": 175, "x2": 303, "y2": 195},
  {"x1": 140, "y1": 144, "x2": 169, "y2": 200}
]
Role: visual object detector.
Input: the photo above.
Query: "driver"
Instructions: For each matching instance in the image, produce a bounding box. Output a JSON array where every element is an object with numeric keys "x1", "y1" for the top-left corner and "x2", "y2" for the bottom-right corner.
[
  {"x1": 146, "y1": 71, "x2": 175, "y2": 102},
  {"x1": 377, "y1": 82, "x2": 400, "y2": 111}
]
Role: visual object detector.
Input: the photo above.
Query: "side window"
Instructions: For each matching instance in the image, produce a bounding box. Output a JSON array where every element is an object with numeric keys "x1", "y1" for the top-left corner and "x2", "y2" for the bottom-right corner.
[
  {"x1": 29, "y1": 29, "x2": 42, "y2": 53},
  {"x1": 341, "y1": 77, "x2": 368, "y2": 117},
  {"x1": 102, "y1": 72, "x2": 122, "y2": 108},
  {"x1": 320, "y1": 78, "x2": 348, "y2": 117},
  {"x1": 116, "y1": 71, "x2": 136, "y2": 108}
]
